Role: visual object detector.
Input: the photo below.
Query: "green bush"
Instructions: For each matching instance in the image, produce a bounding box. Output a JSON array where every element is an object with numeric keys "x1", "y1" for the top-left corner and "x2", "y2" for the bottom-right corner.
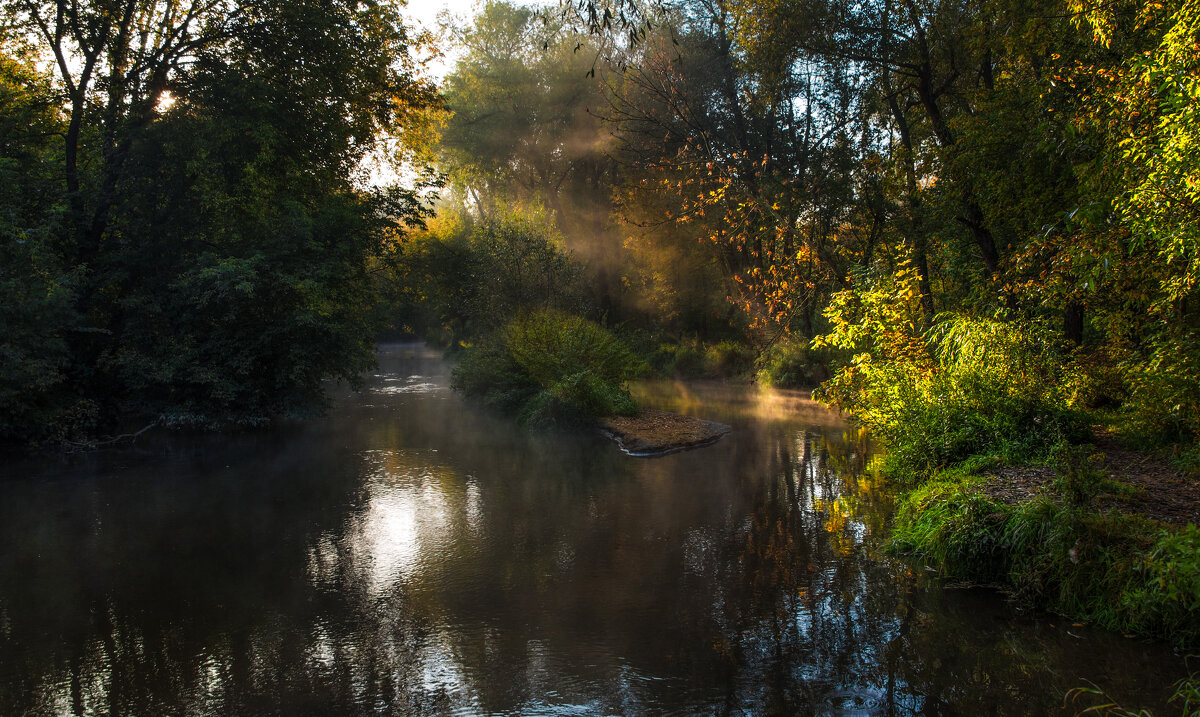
[
  {"x1": 1061, "y1": 347, "x2": 1130, "y2": 411},
  {"x1": 450, "y1": 343, "x2": 541, "y2": 414},
  {"x1": 649, "y1": 337, "x2": 755, "y2": 379},
  {"x1": 815, "y1": 274, "x2": 1086, "y2": 476},
  {"x1": 703, "y1": 340, "x2": 755, "y2": 377},
  {"x1": 452, "y1": 309, "x2": 645, "y2": 427},
  {"x1": 651, "y1": 341, "x2": 706, "y2": 378},
  {"x1": 505, "y1": 309, "x2": 647, "y2": 390},
  {"x1": 756, "y1": 338, "x2": 832, "y2": 388},
  {"x1": 1122, "y1": 329, "x2": 1200, "y2": 444},
  {"x1": 379, "y1": 209, "x2": 585, "y2": 348}
]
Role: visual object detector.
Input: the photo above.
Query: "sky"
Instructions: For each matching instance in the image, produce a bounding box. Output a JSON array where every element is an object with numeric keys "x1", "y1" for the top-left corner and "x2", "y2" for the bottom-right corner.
[{"x1": 405, "y1": 0, "x2": 482, "y2": 79}]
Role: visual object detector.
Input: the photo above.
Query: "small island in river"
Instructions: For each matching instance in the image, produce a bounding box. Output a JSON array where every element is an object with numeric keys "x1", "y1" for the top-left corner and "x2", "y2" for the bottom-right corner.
[{"x1": 599, "y1": 409, "x2": 730, "y2": 457}]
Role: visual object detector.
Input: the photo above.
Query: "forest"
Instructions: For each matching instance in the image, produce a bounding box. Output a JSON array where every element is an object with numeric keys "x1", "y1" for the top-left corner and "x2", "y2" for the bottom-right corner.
[{"x1": 2, "y1": 0, "x2": 1199, "y2": 675}]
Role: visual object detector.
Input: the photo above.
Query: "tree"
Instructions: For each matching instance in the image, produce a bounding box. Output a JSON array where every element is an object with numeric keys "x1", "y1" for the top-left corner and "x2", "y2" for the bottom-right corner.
[
  {"x1": 0, "y1": 34, "x2": 82, "y2": 441},
  {"x1": 0, "y1": 0, "x2": 439, "y2": 442}
]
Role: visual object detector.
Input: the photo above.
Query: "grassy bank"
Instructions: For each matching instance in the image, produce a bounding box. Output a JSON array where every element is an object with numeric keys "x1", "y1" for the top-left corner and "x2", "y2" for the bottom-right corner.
[
  {"x1": 806, "y1": 281, "x2": 1200, "y2": 683},
  {"x1": 887, "y1": 458, "x2": 1200, "y2": 650}
]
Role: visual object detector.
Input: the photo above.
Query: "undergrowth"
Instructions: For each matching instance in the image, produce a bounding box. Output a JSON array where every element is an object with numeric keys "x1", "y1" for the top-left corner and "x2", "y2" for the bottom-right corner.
[
  {"x1": 890, "y1": 468, "x2": 1200, "y2": 650},
  {"x1": 452, "y1": 309, "x2": 646, "y2": 427},
  {"x1": 813, "y1": 268, "x2": 1088, "y2": 478}
]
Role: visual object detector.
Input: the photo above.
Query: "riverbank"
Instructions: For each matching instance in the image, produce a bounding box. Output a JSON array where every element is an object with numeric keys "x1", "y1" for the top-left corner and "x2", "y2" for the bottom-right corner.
[{"x1": 888, "y1": 438, "x2": 1200, "y2": 653}]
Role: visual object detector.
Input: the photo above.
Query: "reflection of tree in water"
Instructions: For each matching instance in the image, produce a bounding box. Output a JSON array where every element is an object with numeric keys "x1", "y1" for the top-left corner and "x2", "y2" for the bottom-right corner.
[
  {"x1": 711, "y1": 426, "x2": 1183, "y2": 715},
  {"x1": 0, "y1": 439, "x2": 448, "y2": 715},
  {"x1": 705, "y1": 424, "x2": 908, "y2": 713}
]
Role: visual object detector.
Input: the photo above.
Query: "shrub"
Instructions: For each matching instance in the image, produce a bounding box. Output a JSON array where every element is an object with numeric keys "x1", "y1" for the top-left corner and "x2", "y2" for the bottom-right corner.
[
  {"x1": 380, "y1": 208, "x2": 585, "y2": 348},
  {"x1": 452, "y1": 309, "x2": 645, "y2": 427},
  {"x1": 755, "y1": 338, "x2": 833, "y2": 388},
  {"x1": 1122, "y1": 329, "x2": 1200, "y2": 444},
  {"x1": 650, "y1": 337, "x2": 755, "y2": 379},
  {"x1": 651, "y1": 340, "x2": 706, "y2": 378},
  {"x1": 703, "y1": 340, "x2": 755, "y2": 377},
  {"x1": 814, "y1": 266, "x2": 1085, "y2": 475},
  {"x1": 450, "y1": 343, "x2": 541, "y2": 414},
  {"x1": 1061, "y1": 346, "x2": 1130, "y2": 411},
  {"x1": 505, "y1": 309, "x2": 647, "y2": 390}
]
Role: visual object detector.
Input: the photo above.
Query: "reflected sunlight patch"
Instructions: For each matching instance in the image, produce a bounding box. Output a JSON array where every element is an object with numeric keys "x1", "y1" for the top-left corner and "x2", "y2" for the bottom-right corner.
[
  {"x1": 339, "y1": 450, "x2": 473, "y2": 596},
  {"x1": 371, "y1": 374, "x2": 444, "y2": 396}
]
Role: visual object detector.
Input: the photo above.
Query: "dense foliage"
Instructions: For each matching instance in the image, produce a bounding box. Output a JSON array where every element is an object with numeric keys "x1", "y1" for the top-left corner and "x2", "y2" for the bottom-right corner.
[
  {"x1": 544, "y1": 0, "x2": 1200, "y2": 457},
  {"x1": 813, "y1": 267, "x2": 1087, "y2": 474},
  {"x1": 380, "y1": 208, "x2": 584, "y2": 347},
  {"x1": 452, "y1": 309, "x2": 646, "y2": 426},
  {"x1": 0, "y1": 1, "x2": 436, "y2": 444}
]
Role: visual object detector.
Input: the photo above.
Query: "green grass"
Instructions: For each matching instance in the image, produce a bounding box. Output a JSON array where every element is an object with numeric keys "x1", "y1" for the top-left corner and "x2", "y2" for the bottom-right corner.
[{"x1": 889, "y1": 463, "x2": 1200, "y2": 650}]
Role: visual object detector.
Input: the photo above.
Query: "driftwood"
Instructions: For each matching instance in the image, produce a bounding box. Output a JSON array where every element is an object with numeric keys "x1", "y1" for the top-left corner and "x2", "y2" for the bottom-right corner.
[{"x1": 64, "y1": 420, "x2": 159, "y2": 452}]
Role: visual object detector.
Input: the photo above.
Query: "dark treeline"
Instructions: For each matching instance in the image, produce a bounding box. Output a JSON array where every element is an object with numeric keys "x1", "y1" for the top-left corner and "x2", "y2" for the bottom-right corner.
[{"x1": 1, "y1": 0, "x2": 439, "y2": 445}]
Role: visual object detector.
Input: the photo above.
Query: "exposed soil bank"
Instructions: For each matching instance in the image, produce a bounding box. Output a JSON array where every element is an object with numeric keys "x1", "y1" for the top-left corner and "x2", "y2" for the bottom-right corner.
[
  {"x1": 981, "y1": 435, "x2": 1200, "y2": 525},
  {"x1": 599, "y1": 409, "x2": 730, "y2": 456}
]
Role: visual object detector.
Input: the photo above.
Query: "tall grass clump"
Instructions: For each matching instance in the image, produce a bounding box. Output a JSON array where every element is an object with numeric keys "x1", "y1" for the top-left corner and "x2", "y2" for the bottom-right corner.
[
  {"x1": 891, "y1": 472, "x2": 1200, "y2": 649},
  {"x1": 452, "y1": 309, "x2": 647, "y2": 427},
  {"x1": 813, "y1": 264, "x2": 1085, "y2": 477}
]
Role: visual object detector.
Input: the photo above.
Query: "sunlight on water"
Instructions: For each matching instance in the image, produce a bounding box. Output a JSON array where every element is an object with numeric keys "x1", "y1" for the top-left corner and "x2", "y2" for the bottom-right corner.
[{"x1": 356, "y1": 451, "x2": 456, "y2": 594}]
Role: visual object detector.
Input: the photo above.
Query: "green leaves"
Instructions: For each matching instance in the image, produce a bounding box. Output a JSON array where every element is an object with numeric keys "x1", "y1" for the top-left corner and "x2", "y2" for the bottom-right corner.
[
  {"x1": 453, "y1": 309, "x2": 645, "y2": 426},
  {"x1": 0, "y1": 1, "x2": 439, "y2": 442}
]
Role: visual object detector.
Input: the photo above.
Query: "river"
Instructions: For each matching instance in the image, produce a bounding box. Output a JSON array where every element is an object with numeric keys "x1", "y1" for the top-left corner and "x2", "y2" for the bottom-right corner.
[{"x1": 0, "y1": 344, "x2": 1188, "y2": 715}]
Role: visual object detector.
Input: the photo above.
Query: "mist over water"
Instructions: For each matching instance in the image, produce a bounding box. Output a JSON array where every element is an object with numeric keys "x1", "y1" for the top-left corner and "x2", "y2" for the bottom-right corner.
[{"x1": 0, "y1": 344, "x2": 1187, "y2": 715}]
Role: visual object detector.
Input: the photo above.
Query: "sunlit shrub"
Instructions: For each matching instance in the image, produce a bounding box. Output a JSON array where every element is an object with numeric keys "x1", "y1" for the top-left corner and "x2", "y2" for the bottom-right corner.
[
  {"x1": 452, "y1": 309, "x2": 645, "y2": 426},
  {"x1": 505, "y1": 309, "x2": 647, "y2": 391},
  {"x1": 814, "y1": 266, "x2": 1085, "y2": 475}
]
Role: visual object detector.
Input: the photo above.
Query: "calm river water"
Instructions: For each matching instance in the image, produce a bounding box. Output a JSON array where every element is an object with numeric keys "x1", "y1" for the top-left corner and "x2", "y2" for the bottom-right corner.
[{"x1": 0, "y1": 344, "x2": 1189, "y2": 715}]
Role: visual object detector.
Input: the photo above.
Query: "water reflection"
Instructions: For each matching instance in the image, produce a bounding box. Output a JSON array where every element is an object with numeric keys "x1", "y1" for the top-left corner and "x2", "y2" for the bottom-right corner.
[{"x1": 0, "y1": 344, "x2": 1188, "y2": 715}]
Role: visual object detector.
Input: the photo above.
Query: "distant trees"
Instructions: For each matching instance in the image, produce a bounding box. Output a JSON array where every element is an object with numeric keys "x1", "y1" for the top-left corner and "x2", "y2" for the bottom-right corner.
[{"x1": 0, "y1": 0, "x2": 438, "y2": 444}]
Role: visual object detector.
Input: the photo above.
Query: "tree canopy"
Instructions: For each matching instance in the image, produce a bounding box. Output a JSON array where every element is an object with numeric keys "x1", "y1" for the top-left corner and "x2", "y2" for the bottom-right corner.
[{"x1": 0, "y1": 0, "x2": 438, "y2": 443}]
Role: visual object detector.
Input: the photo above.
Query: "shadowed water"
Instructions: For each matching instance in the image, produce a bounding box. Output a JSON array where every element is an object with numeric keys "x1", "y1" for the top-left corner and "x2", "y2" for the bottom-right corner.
[{"x1": 0, "y1": 344, "x2": 1188, "y2": 715}]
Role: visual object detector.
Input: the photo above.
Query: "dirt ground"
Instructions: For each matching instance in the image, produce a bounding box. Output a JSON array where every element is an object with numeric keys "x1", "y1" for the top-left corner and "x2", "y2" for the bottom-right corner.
[
  {"x1": 982, "y1": 435, "x2": 1200, "y2": 526},
  {"x1": 599, "y1": 409, "x2": 730, "y2": 456}
]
